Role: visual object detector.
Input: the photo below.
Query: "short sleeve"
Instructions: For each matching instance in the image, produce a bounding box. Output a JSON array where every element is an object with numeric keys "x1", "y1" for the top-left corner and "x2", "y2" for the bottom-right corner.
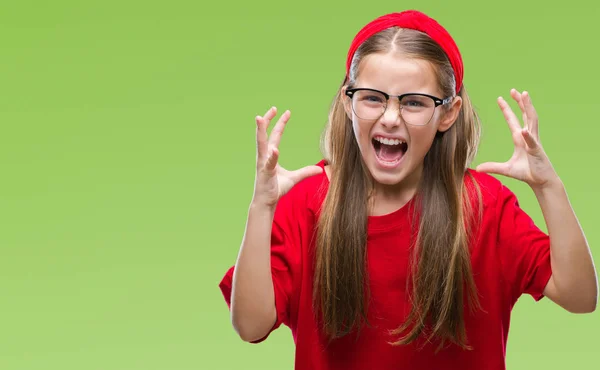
[
  {"x1": 496, "y1": 185, "x2": 552, "y2": 303},
  {"x1": 218, "y1": 190, "x2": 305, "y2": 343}
]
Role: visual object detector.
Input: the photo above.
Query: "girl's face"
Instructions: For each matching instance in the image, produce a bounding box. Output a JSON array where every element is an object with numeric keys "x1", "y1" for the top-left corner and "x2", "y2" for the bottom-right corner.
[{"x1": 343, "y1": 52, "x2": 461, "y2": 195}]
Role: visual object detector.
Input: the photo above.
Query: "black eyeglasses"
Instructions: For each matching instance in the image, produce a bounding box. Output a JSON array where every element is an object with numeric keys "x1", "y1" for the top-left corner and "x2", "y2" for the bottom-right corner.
[{"x1": 345, "y1": 87, "x2": 453, "y2": 126}]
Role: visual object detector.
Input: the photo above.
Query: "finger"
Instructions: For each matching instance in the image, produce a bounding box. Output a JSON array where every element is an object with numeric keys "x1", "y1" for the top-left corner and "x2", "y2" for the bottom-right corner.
[
  {"x1": 522, "y1": 91, "x2": 539, "y2": 139},
  {"x1": 521, "y1": 128, "x2": 539, "y2": 150},
  {"x1": 256, "y1": 107, "x2": 277, "y2": 158},
  {"x1": 263, "y1": 106, "x2": 278, "y2": 122},
  {"x1": 265, "y1": 146, "x2": 279, "y2": 172},
  {"x1": 510, "y1": 89, "x2": 524, "y2": 110},
  {"x1": 288, "y1": 165, "x2": 324, "y2": 184},
  {"x1": 256, "y1": 115, "x2": 268, "y2": 158},
  {"x1": 475, "y1": 161, "x2": 510, "y2": 176},
  {"x1": 497, "y1": 97, "x2": 522, "y2": 133},
  {"x1": 510, "y1": 88, "x2": 528, "y2": 128},
  {"x1": 268, "y1": 110, "x2": 291, "y2": 149},
  {"x1": 510, "y1": 88, "x2": 522, "y2": 107}
]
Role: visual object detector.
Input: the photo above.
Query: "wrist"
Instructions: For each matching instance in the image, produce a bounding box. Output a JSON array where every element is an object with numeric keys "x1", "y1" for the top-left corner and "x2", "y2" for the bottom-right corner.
[
  {"x1": 531, "y1": 176, "x2": 565, "y2": 198},
  {"x1": 249, "y1": 198, "x2": 277, "y2": 213}
]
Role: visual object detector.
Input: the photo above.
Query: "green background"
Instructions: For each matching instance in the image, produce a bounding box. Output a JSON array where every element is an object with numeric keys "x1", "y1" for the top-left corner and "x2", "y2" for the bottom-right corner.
[{"x1": 1, "y1": 0, "x2": 598, "y2": 369}]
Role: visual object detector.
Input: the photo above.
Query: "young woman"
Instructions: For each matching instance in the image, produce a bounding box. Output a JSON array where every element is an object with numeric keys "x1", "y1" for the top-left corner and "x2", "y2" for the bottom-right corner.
[{"x1": 218, "y1": 10, "x2": 597, "y2": 370}]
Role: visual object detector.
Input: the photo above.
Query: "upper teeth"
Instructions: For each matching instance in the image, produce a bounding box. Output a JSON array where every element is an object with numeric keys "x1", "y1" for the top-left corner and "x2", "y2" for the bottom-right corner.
[{"x1": 374, "y1": 137, "x2": 405, "y2": 145}]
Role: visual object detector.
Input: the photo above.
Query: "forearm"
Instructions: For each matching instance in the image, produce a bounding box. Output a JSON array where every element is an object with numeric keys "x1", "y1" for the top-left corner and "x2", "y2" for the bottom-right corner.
[
  {"x1": 534, "y1": 179, "x2": 598, "y2": 312},
  {"x1": 230, "y1": 202, "x2": 277, "y2": 341}
]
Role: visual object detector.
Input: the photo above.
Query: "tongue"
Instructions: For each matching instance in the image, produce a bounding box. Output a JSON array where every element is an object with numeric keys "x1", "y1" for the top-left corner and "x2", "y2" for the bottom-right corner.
[{"x1": 379, "y1": 144, "x2": 403, "y2": 162}]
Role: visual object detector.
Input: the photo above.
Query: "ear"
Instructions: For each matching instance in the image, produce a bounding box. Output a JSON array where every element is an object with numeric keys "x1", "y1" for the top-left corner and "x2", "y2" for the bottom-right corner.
[
  {"x1": 341, "y1": 85, "x2": 353, "y2": 120},
  {"x1": 438, "y1": 96, "x2": 462, "y2": 132}
]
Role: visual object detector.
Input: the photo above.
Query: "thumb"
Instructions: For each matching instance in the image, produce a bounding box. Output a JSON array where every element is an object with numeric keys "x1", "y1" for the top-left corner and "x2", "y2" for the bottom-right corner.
[
  {"x1": 288, "y1": 165, "x2": 324, "y2": 184},
  {"x1": 475, "y1": 162, "x2": 509, "y2": 176}
]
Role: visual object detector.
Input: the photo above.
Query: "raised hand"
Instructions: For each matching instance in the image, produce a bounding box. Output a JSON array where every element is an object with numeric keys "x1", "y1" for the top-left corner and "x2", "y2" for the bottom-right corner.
[
  {"x1": 253, "y1": 107, "x2": 323, "y2": 208},
  {"x1": 476, "y1": 89, "x2": 560, "y2": 190}
]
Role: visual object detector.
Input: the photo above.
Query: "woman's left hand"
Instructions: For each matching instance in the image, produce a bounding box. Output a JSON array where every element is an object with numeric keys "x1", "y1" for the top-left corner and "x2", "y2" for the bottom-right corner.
[{"x1": 476, "y1": 89, "x2": 560, "y2": 190}]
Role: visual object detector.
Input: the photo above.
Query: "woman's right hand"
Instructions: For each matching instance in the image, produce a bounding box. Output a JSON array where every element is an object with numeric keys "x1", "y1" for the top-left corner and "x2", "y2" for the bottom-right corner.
[{"x1": 253, "y1": 107, "x2": 323, "y2": 208}]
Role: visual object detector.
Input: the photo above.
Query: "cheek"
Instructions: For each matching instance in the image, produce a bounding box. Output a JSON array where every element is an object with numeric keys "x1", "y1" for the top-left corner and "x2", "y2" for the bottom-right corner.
[
  {"x1": 408, "y1": 126, "x2": 439, "y2": 154},
  {"x1": 431, "y1": 111, "x2": 449, "y2": 132},
  {"x1": 352, "y1": 119, "x2": 370, "y2": 144}
]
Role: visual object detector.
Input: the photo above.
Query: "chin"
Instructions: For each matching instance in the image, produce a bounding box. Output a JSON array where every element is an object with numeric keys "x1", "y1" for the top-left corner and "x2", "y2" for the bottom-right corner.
[{"x1": 369, "y1": 169, "x2": 408, "y2": 187}]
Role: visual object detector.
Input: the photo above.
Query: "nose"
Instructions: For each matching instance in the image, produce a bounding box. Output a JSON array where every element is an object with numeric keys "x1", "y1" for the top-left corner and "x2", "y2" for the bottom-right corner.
[{"x1": 380, "y1": 102, "x2": 402, "y2": 128}]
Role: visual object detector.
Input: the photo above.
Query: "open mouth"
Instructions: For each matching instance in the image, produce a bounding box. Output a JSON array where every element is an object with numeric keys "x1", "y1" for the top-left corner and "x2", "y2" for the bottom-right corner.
[{"x1": 372, "y1": 136, "x2": 408, "y2": 166}]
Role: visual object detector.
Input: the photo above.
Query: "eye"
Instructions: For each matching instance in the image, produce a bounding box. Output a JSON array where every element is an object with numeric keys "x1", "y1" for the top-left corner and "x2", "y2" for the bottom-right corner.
[
  {"x1": 400, "y1": 95, "x2": 431, "y2": 109},
  {"x1": 403, "y1": 99, "x2": 425, "y2": 107},
  {"x1": 405, "y1": 100, "x2": 423, "y2": 107},
  {"x1": 363, "y1": 94, "x2": 385, "y2": 103}
]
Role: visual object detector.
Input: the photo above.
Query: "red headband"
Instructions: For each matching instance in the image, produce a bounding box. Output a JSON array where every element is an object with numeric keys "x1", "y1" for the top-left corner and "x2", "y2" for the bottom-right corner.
[{"x1": 345, "y1": 10, "x2": 463, "y2": 95}]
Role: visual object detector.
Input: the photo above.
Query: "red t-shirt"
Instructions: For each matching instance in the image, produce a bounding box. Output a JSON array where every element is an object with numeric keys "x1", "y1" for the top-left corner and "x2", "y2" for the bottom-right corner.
[{"x1": 219, "y1": 160, "x2": 552, "y2": 370}]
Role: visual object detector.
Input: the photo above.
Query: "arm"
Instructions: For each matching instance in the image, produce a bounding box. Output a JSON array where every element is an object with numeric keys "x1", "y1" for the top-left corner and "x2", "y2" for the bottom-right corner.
[
  {"x1": 534, "y1": 180, "x2": 597, "y2": 313},
  {"x1": 230, "y1": 107, "x2": 322, "y2": 342},
  {"x1": 477, "y1": 89, "x2": 597, "y2": 313},
  {"x1": 230, "y1": 203, "x2": 277, "y2": 342}
]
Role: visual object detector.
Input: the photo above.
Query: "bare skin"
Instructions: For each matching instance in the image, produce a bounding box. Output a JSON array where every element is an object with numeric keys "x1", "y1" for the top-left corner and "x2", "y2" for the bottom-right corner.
[
  {"x1": 228, "y1": 85, "x2": 597, "y2": 342},
  {"x1": 477, "y1": 89, "x2": 597, "y2": 313},
  {"x1": 229, "y1": 107, "x2": 321, "y2": 342}
]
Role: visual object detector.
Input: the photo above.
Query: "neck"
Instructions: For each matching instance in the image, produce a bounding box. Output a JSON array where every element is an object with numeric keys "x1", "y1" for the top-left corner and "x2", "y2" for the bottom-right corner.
[{"x1": 369, "y1": 164, "x2": 422, "y2": 216}]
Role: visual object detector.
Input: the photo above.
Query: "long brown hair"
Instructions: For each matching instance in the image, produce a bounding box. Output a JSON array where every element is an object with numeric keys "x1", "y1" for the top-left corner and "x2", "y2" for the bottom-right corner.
[{"x1": 314, "y1": 27, "x2": 483, "y2": 349}]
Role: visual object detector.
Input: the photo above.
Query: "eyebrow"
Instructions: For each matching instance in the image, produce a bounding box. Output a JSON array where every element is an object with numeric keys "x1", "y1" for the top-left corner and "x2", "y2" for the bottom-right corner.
[
  {"x1": 351, "y1": 82, "x2": 435, "y2": 94},
  {"x1": 351, "y1": 86, "x2": 436, "y2": 96}
]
